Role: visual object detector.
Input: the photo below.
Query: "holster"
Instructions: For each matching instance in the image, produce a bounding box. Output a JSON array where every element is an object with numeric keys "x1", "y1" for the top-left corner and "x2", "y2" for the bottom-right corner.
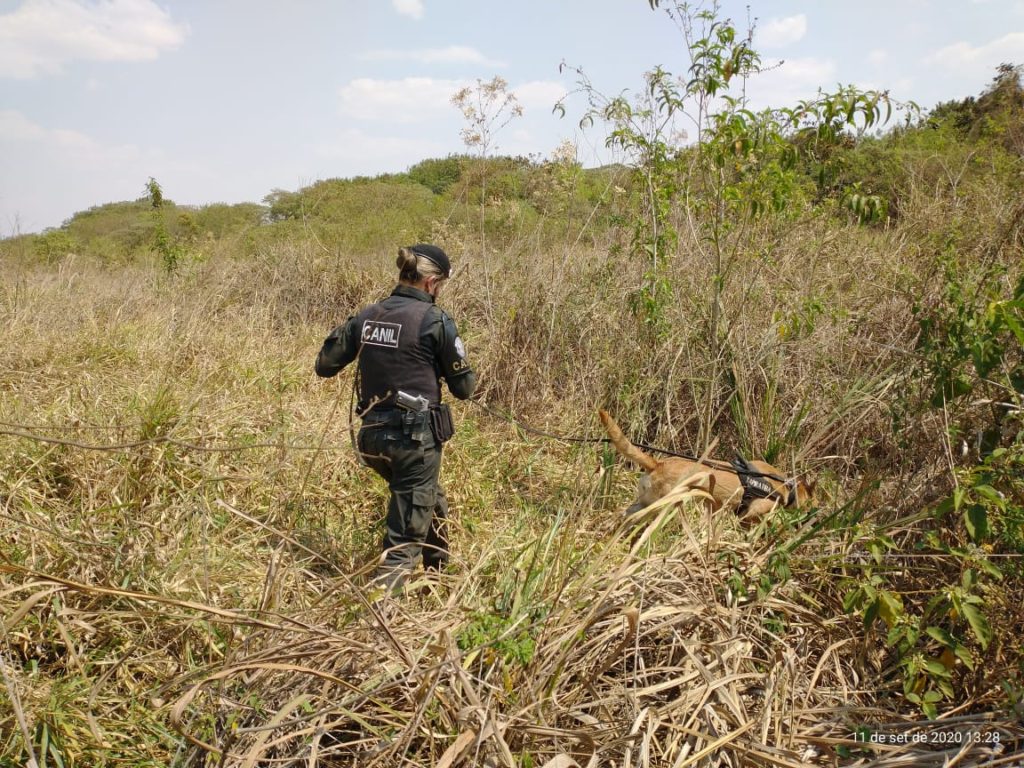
[
  {"x1": 400, "y1": 410, "x2": 430, "y2": 442},
  {"x1": 429, "y1": 403, "x2": 455, "y2": 443}
]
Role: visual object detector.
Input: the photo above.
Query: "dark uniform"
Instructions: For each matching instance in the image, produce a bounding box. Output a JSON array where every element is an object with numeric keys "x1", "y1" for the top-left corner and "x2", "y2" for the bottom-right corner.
[{"x1": 315, "y1": 283, "x2": 475, "y2": 587}]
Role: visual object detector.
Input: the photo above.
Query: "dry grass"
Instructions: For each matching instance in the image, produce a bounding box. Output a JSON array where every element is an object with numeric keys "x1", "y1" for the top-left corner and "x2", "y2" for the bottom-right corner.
[
  {"x1": 155, "y1": 487, "x2": 1023, "y2": 767},
  {"x1": 1, "y1": 198, "x2": 1021, "y2": 765}
]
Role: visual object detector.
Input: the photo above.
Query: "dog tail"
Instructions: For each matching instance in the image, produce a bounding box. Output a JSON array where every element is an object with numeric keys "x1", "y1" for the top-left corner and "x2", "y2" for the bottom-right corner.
[{"x1": 598, "y1": 409, "x2": 658, "y2": 472}]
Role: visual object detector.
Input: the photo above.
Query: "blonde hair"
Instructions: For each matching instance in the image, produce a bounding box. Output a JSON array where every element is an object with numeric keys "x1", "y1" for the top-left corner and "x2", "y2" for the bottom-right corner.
[{"x1": 396, "y1": 247, "x2": 447, "y2": 285}]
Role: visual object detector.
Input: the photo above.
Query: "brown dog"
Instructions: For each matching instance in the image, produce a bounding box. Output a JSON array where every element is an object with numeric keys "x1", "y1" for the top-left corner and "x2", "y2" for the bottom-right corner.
[{"x1": 599, "y1": 409, "x2": 814, "y2": 518}]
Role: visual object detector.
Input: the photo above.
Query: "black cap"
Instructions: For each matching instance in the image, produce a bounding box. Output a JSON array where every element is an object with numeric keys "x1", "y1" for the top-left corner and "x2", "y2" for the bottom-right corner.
[{"x1": 409, "y1": 243, "x2": 451, "y2": 278}]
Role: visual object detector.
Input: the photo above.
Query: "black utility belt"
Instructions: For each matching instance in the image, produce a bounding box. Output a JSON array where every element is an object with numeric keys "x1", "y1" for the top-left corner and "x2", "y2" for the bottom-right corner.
[
  {"x1": 363, "y1": 403, "x2": 454, "y2": 443},
  {"x1": 362, "y1": 410, "x2": 403, "y2": 427}
]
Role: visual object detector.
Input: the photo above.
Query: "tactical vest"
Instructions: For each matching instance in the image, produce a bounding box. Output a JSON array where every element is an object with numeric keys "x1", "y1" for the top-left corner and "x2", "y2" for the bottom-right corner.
[{"x1": 356, "y1": 297, "x2": 440, "y2": 409}]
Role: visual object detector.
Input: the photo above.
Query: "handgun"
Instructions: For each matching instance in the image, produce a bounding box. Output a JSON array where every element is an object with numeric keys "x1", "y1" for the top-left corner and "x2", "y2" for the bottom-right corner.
[{"x1": 395, "y1": 390, "x2": 430, "y2": 412}]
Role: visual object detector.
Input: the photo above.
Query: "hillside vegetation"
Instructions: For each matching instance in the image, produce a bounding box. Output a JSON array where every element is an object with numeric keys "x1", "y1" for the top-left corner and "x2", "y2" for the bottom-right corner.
[{"x1": 1, "y1": 6, "x2": 1023, "y2": 766}]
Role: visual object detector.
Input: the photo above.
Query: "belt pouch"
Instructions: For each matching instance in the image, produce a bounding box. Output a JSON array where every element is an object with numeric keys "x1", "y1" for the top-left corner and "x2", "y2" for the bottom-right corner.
[{"x1": 430, "y1": 404, "x2": 455, "y2": 443}]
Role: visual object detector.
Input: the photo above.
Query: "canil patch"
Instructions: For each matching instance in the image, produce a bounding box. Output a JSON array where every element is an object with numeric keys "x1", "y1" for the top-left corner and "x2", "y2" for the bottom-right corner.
[{"x1": 361, "y1": 320, "x2": 401, "y2": 348}]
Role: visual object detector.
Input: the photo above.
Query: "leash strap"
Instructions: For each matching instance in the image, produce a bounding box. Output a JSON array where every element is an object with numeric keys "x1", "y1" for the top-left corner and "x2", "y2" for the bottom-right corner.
[
  {"x1": 467, "y1": 398, "x2": 792, "y2": 483},
  {"x1": 349, "y1": 364, "x2": 367, "y2": 466},
  {"x1": 469, "y1": 399, "x2": 613, "y2": 446}
]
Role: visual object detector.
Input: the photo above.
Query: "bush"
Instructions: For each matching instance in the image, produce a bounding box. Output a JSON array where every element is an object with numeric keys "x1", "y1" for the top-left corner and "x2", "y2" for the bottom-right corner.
[{"x1": 407, "y1": 155, "x2": 466, "y2": 195}]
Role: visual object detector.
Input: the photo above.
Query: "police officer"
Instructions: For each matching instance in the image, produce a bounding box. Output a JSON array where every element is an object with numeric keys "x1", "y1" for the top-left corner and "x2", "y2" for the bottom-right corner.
[{"x1": 315, "y1": 244, "x2": 475, "y2": 590}]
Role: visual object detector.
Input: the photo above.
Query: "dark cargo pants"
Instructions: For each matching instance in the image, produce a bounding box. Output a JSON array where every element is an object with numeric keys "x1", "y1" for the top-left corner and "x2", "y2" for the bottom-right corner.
[{"x1": 357, "y1": 410, "x2": 449, "y2": 589}]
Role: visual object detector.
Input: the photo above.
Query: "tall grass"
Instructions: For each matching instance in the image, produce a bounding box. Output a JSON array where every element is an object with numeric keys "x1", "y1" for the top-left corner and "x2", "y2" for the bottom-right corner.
[
  {"x1": 2, "y1": 199, "x2": 1015, "y2": 768},
  {"x1": 1, "y1": 130, "x2": 1022, "y2": 764}
]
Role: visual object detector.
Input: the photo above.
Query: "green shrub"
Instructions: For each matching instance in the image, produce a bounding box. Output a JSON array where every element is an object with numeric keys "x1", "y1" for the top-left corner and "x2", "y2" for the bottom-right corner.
[
  {"x1": 32, "y1": 229, "x2": 78, "y2": 262},
  {"x1": 407, "y1": 155, "x2": 466, "y2": 195}
]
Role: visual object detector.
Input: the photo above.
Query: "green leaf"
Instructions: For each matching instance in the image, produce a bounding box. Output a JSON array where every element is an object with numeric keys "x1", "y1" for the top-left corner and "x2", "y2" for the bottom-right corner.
[
  {"x1": 975, "y1": 557, "x2": 1004, "y2": 581},
  {"x1": 973, "y1": 484, "x2": 1005, "y2": 509},
  {"x1": 50, "y1": 740, "x2": 67, "y2": 768},
  {"x1": 961, "y1": 602, "x2": 992, "y2": 650},
  {"x1": 843, "y1": 588, "x2": 862, "y2": 613},
  {"x1": 954, "y1": 644, "x2": 976, "y2": 671},
  {"x1": 934, "y1": 495, "x2": 955, "y2": 517},
  {"x1": 863, "y1": 598, "x2": 880, "y2": 628},
  {"x1": 925, "y1": 591, "x2": 949, "y2": 620},
  {"x1": 964, "y1": 504, "x2": 989, "y2": 542},
  {"x1": 972, "y1": 339, "x2": 1002, "y2": 378},
  {"x1": 1010, "y1": 365, "x2": 1024, "y2": 395},
  {"x1": 925, "y1": 626, "x2": 956, "y2": 647},
  {"x1": 962, "y1": 569, "x2": 977, "y2": 591},
  {"x1": 923, "y1": 659, "x2": 952, "y2": 678},
  {"x1": 953, "y1": 487, "x2": 966, "y2": 511},
  {"x1": 1001, "y1": 304, "x2": 1024, "y2": 344},
  {"x1": 878, "y1": 591, "x2": 903, "y2": 627},
  {"x1": 886, "y1": 623, "x2": 907, "y2": 647},
  {"x1": 869, "y1": 541, "x2": 885, "y2": 565}
]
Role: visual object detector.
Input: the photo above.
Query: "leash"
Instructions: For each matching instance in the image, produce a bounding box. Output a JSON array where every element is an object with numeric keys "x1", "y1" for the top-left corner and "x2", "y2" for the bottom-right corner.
[
  {"x1": 349, "y1": 365, "x2": 366, "y2": 466},
  {"x1": 466, "y1": 398, "x2": 790, "y2": 483}
]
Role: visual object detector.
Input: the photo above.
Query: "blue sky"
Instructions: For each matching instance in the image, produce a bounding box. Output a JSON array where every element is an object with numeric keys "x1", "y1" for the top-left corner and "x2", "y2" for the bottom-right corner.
[{"x1": 1, "y1": 0, "x2": 1022, "y2": 234}]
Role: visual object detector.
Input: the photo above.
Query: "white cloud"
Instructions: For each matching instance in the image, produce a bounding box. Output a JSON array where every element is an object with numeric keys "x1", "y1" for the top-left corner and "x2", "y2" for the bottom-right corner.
[
  {"x1": 392, "y1": 0, "x2": 424, "y2": 19},
  {"x1": 0, "y1": 109, "x2": 143, "y2": 167},
  {"x1": 0, "y1": 109, "x2": 157, "y2": 231},
  {"x1": 338, "y1": 77, "x2": 467, "y2": 122},
  {"x1": 757, "y1": 15, "x2": 807, "y2": 48},
  {"x1": 926, "y1": 32, "x2": 1024, "y2": 76},
  {"x1": 513, "y1": 80, "x2": 567, "y2": 111},
  {"x1": 360, "y1": 45, "x2": 504, "y2": 67},
  {"x1": 868, "y1": 49, "x2": 888, "y2": 67},
  {"x1": 0, "y1": 0, "x2": 187, "y2": 79},
  {"x1": 746, "y1": 56, "x2": 838, "y2": 110},
  {"x1": 338, "y1": 77, "x2": 566, "y2": 122},
  {"x1": 0, "y1": 109, "x2": 46, "y2": 141}
]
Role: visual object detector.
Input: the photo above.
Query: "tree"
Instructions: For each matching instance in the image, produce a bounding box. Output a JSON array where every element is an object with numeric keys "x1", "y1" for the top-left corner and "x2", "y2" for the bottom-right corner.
[
  {"x1": 451, "y1": 77, "x2": 523, "y2": 326},
  {"x1": 564, "y1": 0, "x2": 899, "y2": 443},
  {"x1": 146, "y1": 177, "x2": 185, "y2": 272}
]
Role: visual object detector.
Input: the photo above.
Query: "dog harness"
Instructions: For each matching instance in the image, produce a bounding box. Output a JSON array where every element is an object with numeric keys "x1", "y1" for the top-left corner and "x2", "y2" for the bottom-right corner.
[{"x1": 730, "y1": 455, "x2": 799, "y2": 511}]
